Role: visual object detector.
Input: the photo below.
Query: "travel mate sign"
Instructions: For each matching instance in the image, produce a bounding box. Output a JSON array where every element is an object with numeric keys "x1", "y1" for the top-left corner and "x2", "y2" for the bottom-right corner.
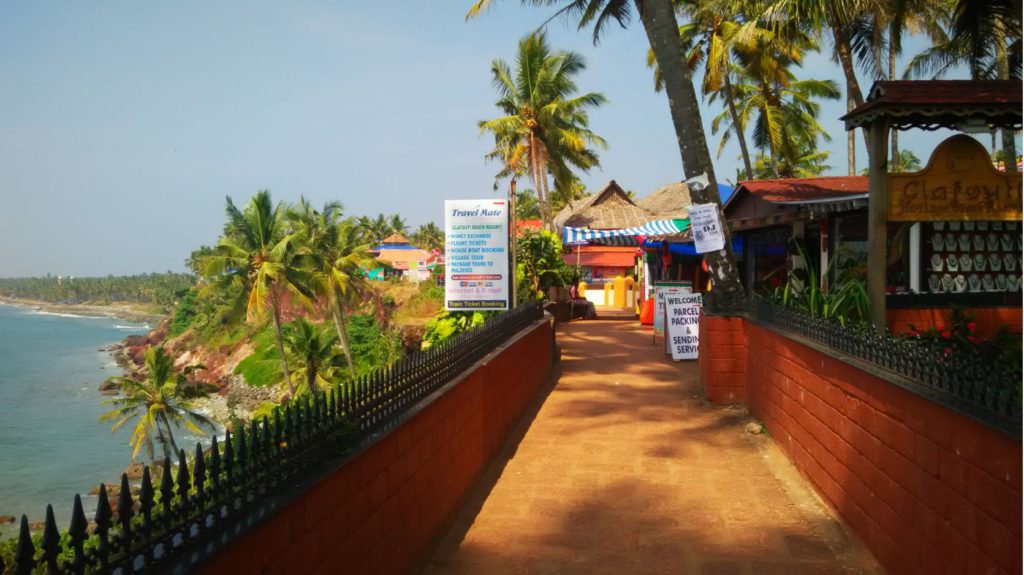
[
  {"x1": 888, "y1": 135, "x2": 1023, "y2": 221},
  {"x1": 444, "y1": 199, "x2": 509, "y2": 311}
]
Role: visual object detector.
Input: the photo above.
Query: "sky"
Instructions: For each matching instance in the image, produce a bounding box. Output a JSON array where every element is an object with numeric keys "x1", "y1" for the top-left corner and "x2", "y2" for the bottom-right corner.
[{"x1": 0, "y1": 1, "x2": 992, "y2": 277}]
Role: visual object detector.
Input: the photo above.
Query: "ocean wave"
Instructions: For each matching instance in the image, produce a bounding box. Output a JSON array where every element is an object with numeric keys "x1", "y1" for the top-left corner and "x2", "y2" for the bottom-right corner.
[
  {"x1": 113, "y1": 324, "x2": 148, "y2": 330},
  {"x1": 31, "y1": 310, "x2": 103, "y2": 319}
]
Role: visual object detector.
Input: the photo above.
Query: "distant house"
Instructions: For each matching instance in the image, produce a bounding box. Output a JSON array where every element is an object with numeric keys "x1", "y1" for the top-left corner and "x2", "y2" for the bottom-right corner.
[{"x1": 369, "y1": 233, "x2": 440, "y2": 282}]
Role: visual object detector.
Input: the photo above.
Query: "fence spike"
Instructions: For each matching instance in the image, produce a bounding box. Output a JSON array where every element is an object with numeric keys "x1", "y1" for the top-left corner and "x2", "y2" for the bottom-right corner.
[
  {"x1": 249, "y1": 419, "x2": 260, "y2": 469},
  {"x1": 94, "y1": 485, "x2": 112, "y2": 571},
  {"x1": 194, "y1": 442, "x2": 207, "y2": 505},
  {"x1": 209, "y1": 435, "x2": 221, "y2": 488},
  {"x1": 40, "y1": 504, "x2": 61, "y2": 573},
  {"x1": 160, "y1": 457, "x2": 175, "y2": 513},
  {"x1": 329, "y1": 386, "x2": 337, "y2": 419},
  {"x1": 15, "y1": 514, "x2": 35, "y2": 575},
  {"x1": 223, "y1": 430, "x2": 234, "y2": 480},
  {"x1": 68, "y1": 494, "x2": 89, "y2": 574},
  {"x1": 261, "y1": 415, "x2": 272, "y2": 463},
  {"x1": 236, "y1": 423, "x2": 248, "y2": 472}
]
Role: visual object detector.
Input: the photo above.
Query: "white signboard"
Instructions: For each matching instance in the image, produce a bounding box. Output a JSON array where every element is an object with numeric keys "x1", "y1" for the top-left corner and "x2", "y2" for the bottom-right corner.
[
  {"x1": 689, "y1": 203, "x2": 725, "y2": 253},
  {"x1": 653, "y1": 284, "x2": 692, "y2": 336},
  {"x1": 444, "y1": 199, "x2": 509, "y2": 311},
  {"x1": 666, "y1": 293, "x2": 703, "y2": 360}
]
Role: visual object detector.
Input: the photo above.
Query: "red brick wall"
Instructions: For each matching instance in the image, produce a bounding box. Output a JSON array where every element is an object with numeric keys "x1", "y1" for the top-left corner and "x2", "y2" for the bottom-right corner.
[
  {"x1": 741, "y1": 321, "x2": 1022, "y2": 574},
  {"x1": 698, "y1": 313, "x2": 748, "y2": 403},
  {"x1": 197, "y1": 319, "x2": 554, "y2": 575},
  {"x1": 887, "y1": 307, "x2": 1022, "y2": 337}
]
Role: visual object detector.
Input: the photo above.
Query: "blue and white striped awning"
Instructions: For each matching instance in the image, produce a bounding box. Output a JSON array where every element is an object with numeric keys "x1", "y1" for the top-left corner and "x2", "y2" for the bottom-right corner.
[{"x1": 563, "y1": 219, "x2": 690, "y2": 245}]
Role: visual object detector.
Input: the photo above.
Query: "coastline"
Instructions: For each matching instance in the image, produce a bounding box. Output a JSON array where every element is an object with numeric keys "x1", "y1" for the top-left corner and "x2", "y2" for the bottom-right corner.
[{"x1": 0, "y1": 296, "x2": 166, "y2": 325}]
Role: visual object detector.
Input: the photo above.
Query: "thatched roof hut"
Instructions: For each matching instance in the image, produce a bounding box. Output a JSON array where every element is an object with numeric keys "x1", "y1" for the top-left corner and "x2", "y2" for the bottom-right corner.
[
  {"x1": 552, "y1": 181, "x2": 654, "y2": 230},
  {"x1": 636, "y1": 182, "x2": 692, "y2": 220}
]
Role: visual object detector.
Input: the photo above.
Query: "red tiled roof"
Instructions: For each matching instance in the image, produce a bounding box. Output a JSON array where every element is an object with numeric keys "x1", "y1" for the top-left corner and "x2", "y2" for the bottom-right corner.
[
  {"x1": 516, "y1": 219, "x2": 542, "y2": 229},
  {"x1": 736, "y1": 176, "x2": 868, "y2": 203},
  {"x1": 376, "y1": 248, "x2": 430, "y2": 266}
]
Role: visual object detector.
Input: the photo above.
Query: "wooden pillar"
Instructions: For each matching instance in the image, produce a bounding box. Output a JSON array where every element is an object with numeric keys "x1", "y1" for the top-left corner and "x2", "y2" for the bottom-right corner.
[{"x1": 867, "y1": 120, "x2": 890, "y2": 331}]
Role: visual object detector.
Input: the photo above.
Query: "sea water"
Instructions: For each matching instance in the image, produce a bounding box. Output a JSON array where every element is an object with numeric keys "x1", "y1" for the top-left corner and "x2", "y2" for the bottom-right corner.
[{"x1": 0, "y1": 303, "x2": 162, "y2": 532}]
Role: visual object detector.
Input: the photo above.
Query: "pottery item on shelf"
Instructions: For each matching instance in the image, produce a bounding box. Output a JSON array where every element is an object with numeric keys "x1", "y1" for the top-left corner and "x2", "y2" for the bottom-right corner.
[
  {"x1": 972, "y1": 234, "x2": 985, "y2": 251},
  {"x1": 930, "y1": 254, "x2": 943, "y2": 271},
  {"x1": 958, "y1": 233, "x2": 970, "y2": 251},
  {"x1": 987, "y1": 233, "x2": 999, "y2": 251},
  {"x1": 946, "y1": 233, "x2": 958, "y2": 251},
  {"x1": 949, "y1": 221, "x2": 961, "y2": 231},
  {"x1": 974, "y1": 254, "x2": 987, "y2": 271},
  {"x1": 945, "y1": 254, "x2": 959, "y2": 271},
  {"x1": 964, "y1": 221, "x2": 975, "y2": 231},
  {"x1": 983, "y1": 274, "x2": 996, "y2": 291},
  {"x1": 932, "y1": 232, "x2": 944, "y2": 251},
  {"x1": 959, "y1": 254, "x2": 972, "y2": 271},
  {"x1": 996, "y1": 275, "x2": 1007, "y2": 290},
  {"x1": 1004, "y1": 254, "x2": 1017, "y2": 271},
  {"x1": 990, "y1": 253, "x2": 1003, "y2": 271},
  {"x1": 1001, "y1": 234, "x2": 1013, "y2": 251},
  {"x1": 929, "y1": 274, "x2": 941, "y2": 293},
  {"x1": 1008, "y1": 275, "x2": 1021, "y2": 292},
  {"x1": 993, "y1": 221, "x2": 1003, "y2": 231},
  {"x1": 977, "y1": 222, "x2": 989, "y2": 231},
  {"x1": 968, "y1": 274, "x2": 982, "y2": 292},
  {"x1": 954, "y1": 274, "x2": 967, "y2": 292}
]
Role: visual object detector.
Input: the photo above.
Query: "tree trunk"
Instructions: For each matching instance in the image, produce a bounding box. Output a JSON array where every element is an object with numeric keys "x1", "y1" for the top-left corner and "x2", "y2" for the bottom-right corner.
[
  {"x1": 638, "y1": 0, "x2": 742, "y2": 294},
  {"x1": 159, "y1": 414, "x2": 180, "y2": 463},
  {"x1": 723, "y1": 73, "x2": 753, "y2": 180},
  {"x1": 330, "y1": 287, "x2": 357, "y2": 380},
  {"x1": 995, "y1": 23, "x2": 1018, "y2": 172},
  {"x1": 831, "y1": 17, "x2": 871, "y2": 161},
  {"x1": 510, "y1": 178, "x2": 519, "y2": 307},
  {"x1": 269, "y1": 288, "x2": 295, "y2": 396},
  {"x1": 889, "y1": 30, "x2": 900, "y2": 173},
  {"x1": 529, "y1": 133, "x2": 553, "y2": 231}
]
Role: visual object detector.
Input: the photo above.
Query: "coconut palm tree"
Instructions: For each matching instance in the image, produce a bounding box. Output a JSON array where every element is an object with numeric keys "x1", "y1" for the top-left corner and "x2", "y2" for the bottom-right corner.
[
  {"x1": 100, "y1": 347, "x2": 215, "y2": 461},
  {"x1": 389, "y1": 214, "x2": 409, "y2": 236},
  {"x1": 477, "y1": 31, "x2": 607, "y2": 230},
  {"x1": 358, "y1": 214, "x2": 393, "y2": 247},
  {"x1": 411, "y1": 222, "x2": 445, "y2": 251},
  {"x1": 904, "y1": 0, "x2": 1020, "y2": 169},
  {"x1": 645, "y1": 0, "x2": 771, "y2": 179},
  {"x1": 201, "y1": 191, "x2": 312, "y2": 396},
  {"x1": 282, "y1": 317, "x2": 344, "y2": 395},
  {"x1": 289, "y1": 200, "x2": 370, "y2": 380},
  {"x1": 469, "y1": 0, "x2": 745, "y2": 293}
]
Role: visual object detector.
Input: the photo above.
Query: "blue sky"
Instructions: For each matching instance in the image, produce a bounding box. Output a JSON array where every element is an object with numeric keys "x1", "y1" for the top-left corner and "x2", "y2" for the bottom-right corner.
[{"x1": 0, "y1": 2, "x2": 987, "y2": 277}]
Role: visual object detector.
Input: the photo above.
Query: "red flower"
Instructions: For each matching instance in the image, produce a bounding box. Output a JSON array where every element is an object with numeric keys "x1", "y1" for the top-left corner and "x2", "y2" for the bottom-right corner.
[
  {"x1": 941, "y1": 330, "x2": 952, "y2": 339},
  {"x1": 943, "y1": 347, "x2": 952, "y2": 355},
  {"x1": 967, "y1": 322, "x2": 977, "y2": 332}
]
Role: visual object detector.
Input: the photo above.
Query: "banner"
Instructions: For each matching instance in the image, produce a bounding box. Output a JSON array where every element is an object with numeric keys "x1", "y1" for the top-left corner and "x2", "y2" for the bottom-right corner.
[
  {"x1": 444, "y1": 199, "x2": 509, "y2": 311},
  {"x1": 653, "y1": 282, "x2": 692, "y2": 337},
  {"x1": 666, "y1": 293, "x2": 702, "y2": 360},
  {"x1": 688, "y1": 203, "x2": 726, "y2": 253}
]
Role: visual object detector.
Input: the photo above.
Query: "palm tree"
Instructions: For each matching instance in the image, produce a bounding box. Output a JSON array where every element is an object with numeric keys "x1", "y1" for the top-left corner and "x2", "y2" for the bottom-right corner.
[
  {"x1": 478, "y1": 31, "x2": 607, "y2": 231},
  {"x1": 359, "y1": 214, "x2": 393, "y2": 247},
  {"x1": 389, "y1": 214, "x2": 409, "y2": 236},
  {"x1": 645, "y1": 0, "x2": 771, "y2": 179},
  {"x1": 905, "y1": 0, "x2": 1020, "y2": 170},
  {"x1": 201, "y1": 191, "x2": 311, "y2": 396},
  {"x1": 289, "y1": 200, "x2": 370, "y2": 380},
  {"x1": 282, "y1": 317, "x2": 344, "y2": 395},
  {"x1": 411, "y1": 222, "x2": 445, "y2": 251},
  {"x1": 100, "y1": 347, "x2": 214, "y2": 461},
  {"x1": 515, "y1": 189, "x2": 542, "y2": 220},
  {"x1": 468, "y1": 0, "x2": 745, "y2": 294}
]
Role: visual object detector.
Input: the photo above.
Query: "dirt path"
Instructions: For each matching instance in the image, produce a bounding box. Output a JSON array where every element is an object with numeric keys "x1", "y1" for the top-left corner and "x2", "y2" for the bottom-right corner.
[{"x1": 424, "y1": 320, "x2": 883, "y2": 575}]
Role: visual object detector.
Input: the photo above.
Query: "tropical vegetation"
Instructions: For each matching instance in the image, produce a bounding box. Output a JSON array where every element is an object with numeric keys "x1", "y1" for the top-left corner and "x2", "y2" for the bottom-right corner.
[
  {"x1": 478, "y1": 31, "x2": 607, "y2": 231},
  {"x1": 0, "y1": 273, "x2": 193, "y2": 307},
  {"x1": 99, "y1": 346, "x2": 215, "y2": 461}
]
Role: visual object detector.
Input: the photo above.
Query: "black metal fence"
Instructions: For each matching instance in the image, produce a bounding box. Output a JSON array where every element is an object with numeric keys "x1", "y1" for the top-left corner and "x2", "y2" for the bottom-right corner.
[
  {"x1": 1, "y1": 301, "x2": 545, "y2": 575},
  {"x1": 705, "y1": 292, "x2": 1022, "y2": 436}
]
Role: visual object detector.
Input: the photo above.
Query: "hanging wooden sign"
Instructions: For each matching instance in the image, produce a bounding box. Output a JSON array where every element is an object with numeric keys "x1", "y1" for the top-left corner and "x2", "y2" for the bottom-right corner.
[{"x1": 888, "y1": 135, "x2": 1023, "y2": 221}]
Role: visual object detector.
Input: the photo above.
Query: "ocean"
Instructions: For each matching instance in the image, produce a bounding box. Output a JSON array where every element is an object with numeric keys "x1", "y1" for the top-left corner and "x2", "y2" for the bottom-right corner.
[{"x1": 0, "y1": 302, "x2": 164, "y2": 532}]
